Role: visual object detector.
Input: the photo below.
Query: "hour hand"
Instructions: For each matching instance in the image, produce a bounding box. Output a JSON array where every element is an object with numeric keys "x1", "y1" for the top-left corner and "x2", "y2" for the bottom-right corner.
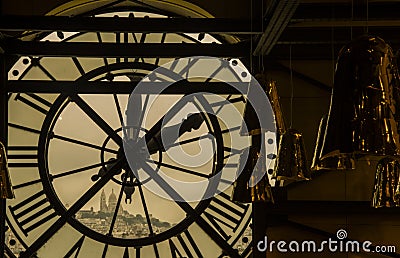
[
  {"x1": 146, "y1": 113, "x2": 204, "y2": 155},
  {"x1": 91, "y1": 158, "x2": 122, "y2": 182}
]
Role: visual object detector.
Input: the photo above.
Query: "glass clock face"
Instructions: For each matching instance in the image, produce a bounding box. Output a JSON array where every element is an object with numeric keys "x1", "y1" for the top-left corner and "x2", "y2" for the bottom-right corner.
[{"x1": 4, "y1": 10, "x2": 276, "y2": 258}]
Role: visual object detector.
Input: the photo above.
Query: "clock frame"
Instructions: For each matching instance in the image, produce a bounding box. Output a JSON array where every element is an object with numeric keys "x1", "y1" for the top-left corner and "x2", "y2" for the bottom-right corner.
[{"x1": 1, "y1": 8, "x2": 270, "y2": 258}]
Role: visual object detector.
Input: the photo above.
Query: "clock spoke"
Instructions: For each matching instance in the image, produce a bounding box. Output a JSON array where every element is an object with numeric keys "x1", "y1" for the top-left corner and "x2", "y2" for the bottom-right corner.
[
  {"x1": 146, "y1": 159, "x2": 210, "y2": 179},
  {"x1": 107, "y1": 175, "x2": 127, "y2": 236},
  {"x1": 223, "y1": 146, "x2": 242, "y2": 160},
  {"x1": 101, "y1": 245, "x2": 109, "y2": 258},
  {"x1": 9, "y1": 122, "x2": 41, "y2": 134},
  {"x1": 103, "y1": 173, "x2": 126, "y2": 258},
  {"x1": 137, "y1": 184, "x2": 154, "y2": 234},
  {"x1": 52, "y1": 159, "x2": 117, "y2": 181},
  {"x1": 21, "y1": 158, "x2": 125, "y2": 257},
  {"x1": 183, "y1": 230, "x2": 203, "y2": 257},
  {"x1": 137, "y1": 183, "x2": 160, "y2": 258},
  {"x1": 53, "y1": 133, "x2": 118, "y2": 154},
  {"x1": 210, "y1": 95, "x2": 246, "y2": 116},
  {"x1": 178, "y1": 58, "x2": 199, "y2": 77},
  {"x1": 63, "y1": 235, "x2": 85, "y2": 258},
  {"x1": 204, "y1": 64, "x2": 224, "y2": 83},
  {"x1": 139, "y1": 161, "x2": 241, "y2": 258},
  {"x1": 113, "y1": 94, "x2": 125, "y2": 128},
  {"x1": 162, "y1": 134, "x2": 212, "y2": 150},
  {"x1": 37, "y1": 62, "x2": 57, "y2": 81},
  {"x1": 209, "y1": 95, "x2": 245, "y2": 109},
  {"x1": 69, "y1": 94, "x2": 123, "y2": 146},
  {"x1": 14, "y1": 93, "x2": 51, "y2": 115},
  {"x1": 13, "y1": 179, "x2": 42, "y2": 190},
  {"x1": 96, "y1": 32, "x2": 109, "y2": 67},
  {"x1": 221, "y1": 126, "x2": 240, "y2": 134},
  {"x1": 134, "y1": 33, "x2": 147, "y2": 63},
  {"x1": 12, "y1": 153, "x2": 117, "y2": 190},
  {"x1": 72, "y1": 57, "x2": 85, "y2": 76}
]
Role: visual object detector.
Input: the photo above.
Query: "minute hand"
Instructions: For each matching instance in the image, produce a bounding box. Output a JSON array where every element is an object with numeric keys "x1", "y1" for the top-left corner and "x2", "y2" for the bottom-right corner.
[{"x1": 146, "y1": 113, "x2": 204, "y2": 154}]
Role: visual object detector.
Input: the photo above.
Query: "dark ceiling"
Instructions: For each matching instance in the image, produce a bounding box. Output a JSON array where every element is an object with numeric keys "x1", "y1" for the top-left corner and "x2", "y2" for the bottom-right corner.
[{"x1": 1, "y1": 0, "x2": 400, "y2": 62}]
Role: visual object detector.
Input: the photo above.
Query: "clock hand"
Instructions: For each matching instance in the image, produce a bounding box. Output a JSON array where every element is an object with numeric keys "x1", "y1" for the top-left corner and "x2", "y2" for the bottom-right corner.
[
  {"x1": 125, "y1": 94, "x2": 191, "y2": 153},
  {"x1": 123, "y1": 175, "x2": 135, "y2": 204},
  {"x1": 21, "y1": 157, "x2": 125, "y2": 257},
  {"x1": 146, "y1": 113, "x2": 205, "y2": 154},
  {"x1": 69, "y1": 94, "x2": 123, "y2": 147}
]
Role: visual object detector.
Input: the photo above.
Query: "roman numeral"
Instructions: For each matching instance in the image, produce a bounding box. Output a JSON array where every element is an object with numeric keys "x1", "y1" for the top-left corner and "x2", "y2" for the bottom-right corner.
[
  {"x1": 134, "y1": 33, "x2": 147, "y2": 63},
  {"x1": 203, "y1": 192, "x2": 249, "y2": 240},
  {"x1": 14, "y1": 93, "x2": 51, "y2": 115},
  {"x1": 96, "y1": 32, "x2": 109, "y2": 67},
  {"x1": 169, "y1": 239, "x2": 183, "y2": 257},
  {"x1": 7, "y1": 145, "x2": 38, "y2": 168},
  {"x1": 64, "y1": 236, "x2": 85, "y2": 258},
  {"x1": 9, "y1": 190, "x2": 57, "y2": 236},
  {"x1": 121, "y1": 247, "x2": 141, "y2": 258},
  {"x1": 168, "y1": 230, "x2": 203, "y2": 258},
  {"x1": 123, "y1": 247, "x2": 129, "y2": 258},
  {"x1": 115, "y1": 32, "x2": 131, "y2": 63},
  {"x1": 136, "y1": 247, "x2": 141, "y2": 258}
]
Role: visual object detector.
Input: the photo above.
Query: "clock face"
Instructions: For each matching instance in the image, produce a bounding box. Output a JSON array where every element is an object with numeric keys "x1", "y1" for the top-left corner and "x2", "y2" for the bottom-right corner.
[{"x1": 4, "y1": 10, "x2": 277, "y2": 258}]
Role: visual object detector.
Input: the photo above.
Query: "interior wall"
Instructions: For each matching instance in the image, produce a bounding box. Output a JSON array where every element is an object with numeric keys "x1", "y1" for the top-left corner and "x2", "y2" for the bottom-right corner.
[{"x1": 262, "y1": 59, "x2": 400, "y2": 258}]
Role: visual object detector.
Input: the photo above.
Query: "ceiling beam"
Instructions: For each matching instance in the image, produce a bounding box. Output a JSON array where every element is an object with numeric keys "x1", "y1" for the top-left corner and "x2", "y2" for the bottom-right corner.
[
  {"x1": 254, "y1": 0, "x2": 299, "y2": 56},
  {"x1": 289, "y1": 19, "x2": 400, "y2": 28},
  {"x1": 3, "y1": 41, "x2": 249, "y2": 58},
  {"x1": 6, "y1": 80, "x2": 248, "y2": 94},
  {"x1": 0, "y1": 16, "x2": 262, "y2": 34}
]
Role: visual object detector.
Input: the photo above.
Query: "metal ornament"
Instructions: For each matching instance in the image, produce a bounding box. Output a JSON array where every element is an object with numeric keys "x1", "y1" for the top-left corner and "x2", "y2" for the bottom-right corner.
[
  {"x1": 314, "y1": 35, "x2": 400, "y2": 170},
  {"x1": 240, "y1": 74, "x2": 276, "y2": 136},
  {"x1": 371, "y1": 157, "x2": 400, "y2": 208},
  {"x1": 233, "y1": 74, "x2": 276, "y2": 203},
  {"x1": 232, "y1": 143, "x2": 274, "y2": 203},
  {"x1": 273, "y1": 129, "x2": 311, "y2": 181},
  {"x1": 0, "y1": 142, "x2": 15, "y2": 199},
  {"x1": 311, "y1": 115, "x2": 327, "y2": 170},
  {"x1": 264, "y1": 78, "x2": 286, "y2": 135}
]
